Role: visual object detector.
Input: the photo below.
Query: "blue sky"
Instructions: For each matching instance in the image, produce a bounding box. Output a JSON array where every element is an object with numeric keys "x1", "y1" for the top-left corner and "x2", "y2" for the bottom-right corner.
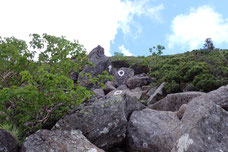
[
  {"x1": 0, "y1": 0, "x2": 228, "y2": 56},
  {"x1": 110, "y1": 0, "x2": 228, "y2": 56}
]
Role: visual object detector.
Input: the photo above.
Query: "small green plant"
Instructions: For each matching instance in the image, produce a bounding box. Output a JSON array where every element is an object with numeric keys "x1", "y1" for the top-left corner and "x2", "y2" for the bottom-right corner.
[{"x1": 0, "y1": 123, "x2": 20, "y2": 140}]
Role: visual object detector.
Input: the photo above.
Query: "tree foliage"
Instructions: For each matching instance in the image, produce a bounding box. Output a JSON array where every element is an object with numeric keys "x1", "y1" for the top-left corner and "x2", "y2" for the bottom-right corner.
[
  {"x1": 0, "y1": 34, "x2": 95, "y2": 139},
  {"x1": 203, "y1": 38, "x2": 215, "y2": 51}
]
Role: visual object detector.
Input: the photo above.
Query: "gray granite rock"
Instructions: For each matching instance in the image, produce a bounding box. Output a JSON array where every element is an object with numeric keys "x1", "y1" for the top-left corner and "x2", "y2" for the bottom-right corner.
[{"x1": 21, "y1": 129, "x2": 104, "y2": 152}]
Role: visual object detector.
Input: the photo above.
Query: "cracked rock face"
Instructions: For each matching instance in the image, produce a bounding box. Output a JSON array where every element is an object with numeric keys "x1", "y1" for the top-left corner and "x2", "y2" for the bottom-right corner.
[
  {"x1": 53, "y1": 95, "x2": 145, "y2": 150},
  {"x1": 21, "y1": 129, "x2": 104, "y2": 152}
]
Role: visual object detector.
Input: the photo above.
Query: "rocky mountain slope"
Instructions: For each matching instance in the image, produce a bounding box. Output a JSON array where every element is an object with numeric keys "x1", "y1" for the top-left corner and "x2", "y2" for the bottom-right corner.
[{"x1": 1, "y1": 46, "x2": 228, "y2": 152}]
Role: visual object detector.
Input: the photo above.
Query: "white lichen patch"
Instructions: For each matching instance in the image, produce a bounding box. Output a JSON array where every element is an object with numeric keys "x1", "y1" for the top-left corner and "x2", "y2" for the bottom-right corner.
[
  {"x1": 88, "y1": 148, "x2": 97, "y2": 152},
  {"x1": 177, "y1": 134, "x2": 194, "y2": 152}
]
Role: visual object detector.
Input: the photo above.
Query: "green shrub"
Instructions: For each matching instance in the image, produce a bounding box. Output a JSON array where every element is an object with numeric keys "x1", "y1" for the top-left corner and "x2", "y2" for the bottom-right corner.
[{"x1": 0, "y1": 34, "x2": 98, "y2": 139}]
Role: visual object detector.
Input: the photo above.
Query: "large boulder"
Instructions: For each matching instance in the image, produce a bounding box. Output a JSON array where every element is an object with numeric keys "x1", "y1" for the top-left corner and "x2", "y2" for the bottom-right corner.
[
  {"x1": 106, "y1": 89, "x2": 143, "y2": 100},
  {"x1": 198, "y1": 85, "x2": 228, "y2": 110},
  {"x1": 171, "y1": 86, "x2": 228, "y2": 152},
  {"x1": 53, "y1": 95, "x2": 145, "y2": 150},
  {"x1": 21, "y1": 129, "x2": 104, "y2": 152},
  {"x1": 0, "y1": 129, "x2": 19, "y2": 152},
  {"x1": 127, "y1": 108, "x2": 180, "y2": 152},
  {"x1": 127, "y1": 85, "x2": 228, "y2": 152},
  {"x1": 147, "y1": 82, "x2": 165, "y2": 105},
  {"x1": 149, "y1": 91, "x2": 205, "y2": 112},
  {"x1": 127, "y1": 73, "x2": 151, "y2": 89},
  {"x1": 78, "y1": 45, "x2": 113, "y2": 88},
  {"x1": 114, "y1": 67, "x2": 134, "y2": 86}
]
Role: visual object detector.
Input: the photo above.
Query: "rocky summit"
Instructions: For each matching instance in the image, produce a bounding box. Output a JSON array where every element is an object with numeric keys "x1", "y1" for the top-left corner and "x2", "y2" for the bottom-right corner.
[{"x1": 2, "y1": 46, "x2": 228, "y2": 152}]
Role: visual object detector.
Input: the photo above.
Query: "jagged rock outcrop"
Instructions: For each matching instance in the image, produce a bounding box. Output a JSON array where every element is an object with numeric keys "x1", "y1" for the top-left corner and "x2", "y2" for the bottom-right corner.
[
  {"x1": 21, "y1": 129, "x2": 104, "y2": 152},
  {"x1": 53, "y1": 95, "x2": 145, "y2": 150},
  {"x1": 127, "y1": 73, "x2": 151, "y2": 89},
  {"x1": 78, "y1": 45, "x2": 113, "y2": 88},
  {"x1": 149, "y1": 91, "x2": 205, "y2": 111},
  {"x1": 0, "y1": 129, "x2": 19, "y2": 152}
]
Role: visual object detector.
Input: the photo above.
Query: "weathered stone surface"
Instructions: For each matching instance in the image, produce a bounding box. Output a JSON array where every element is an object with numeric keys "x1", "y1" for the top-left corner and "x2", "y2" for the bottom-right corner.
[
  {"x1": 117, "y1": 84, "x2": 128, "y2": 90},
  {"x1": 127, "y1": 85, "x2": 228, "y2": 152},
  {"x1": 103, "y1": 81, "x2": 116, "y2": 94},
  {"x1": 147, "y1": 82, "x2": 165, "y2": 105},
  {"x1": 106, "y1": 89, "x2": 143, "y2": 100},
  {"x1": 127, "y1": 73, "x2": 151, "y2": 89},
  {"x1": 127, "y1": 108, "x2": 180, "y2": 152},
  {"x1": 198, "y1": 85, "x2": 228, "y2": 110},
  {"x1": 176, "y1": 104, "x2": 187, "y2": 120},
  {"x1": 78, "y1": 45, "x2": 113, "y2": 88},
  {"x1": 146, "y1": 86, "x2": 157, "y2": 97},
  {"x1": 0, "y1": 129, "x2": 19, "y2": 152},
  {"x1": 92, "y1": 88, "x2": 105, "y2": 97},
  {"x1": 54, "y1": 95, "x2": 145, "y2": 150},
  {"x1": 149, "y1": 91, "x2": 205, "y2": 112},
  {"x1": 21, "y1": 129, "x2": 104, "y2": 152},
  {"x1": 171, "y1": 88, "x2": 228, "y2": 152},
  {"x1": 114, "y1": 67, "x2": 134, "y2": 86}
]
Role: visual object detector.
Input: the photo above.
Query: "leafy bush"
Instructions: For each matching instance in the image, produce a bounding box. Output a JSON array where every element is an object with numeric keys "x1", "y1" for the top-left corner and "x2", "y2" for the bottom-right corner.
[{"x1": 0, "y1": 34, "x2": 97, "y2": 139}]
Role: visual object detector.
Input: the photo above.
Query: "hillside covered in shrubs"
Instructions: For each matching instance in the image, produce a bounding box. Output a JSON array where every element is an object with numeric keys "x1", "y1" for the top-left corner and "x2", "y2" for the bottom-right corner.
[{"x1": 111, "y1": 48, "x2": 228, "y2": 94}]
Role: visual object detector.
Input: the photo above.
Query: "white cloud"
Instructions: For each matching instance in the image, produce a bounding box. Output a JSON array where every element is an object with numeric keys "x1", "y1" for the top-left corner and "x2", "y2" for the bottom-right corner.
[
  {"x1": 119, "y1": 1, "x2": 164, "y2": 35},
  {"x1": 0, "y1": 0, "x2": 163, "y2": 56},
  {"x1": 119, "y1": 45, "x2": 133, "y2": 56},
  {"x1": 167, "y1": 5, "x2": 228, "y2": 51}
]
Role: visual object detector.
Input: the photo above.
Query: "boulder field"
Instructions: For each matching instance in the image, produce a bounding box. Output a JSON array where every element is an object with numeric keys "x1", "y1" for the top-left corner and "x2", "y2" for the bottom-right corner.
[{"x1": 2, "y1": 46, "x2": 228, "y2": 152}]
